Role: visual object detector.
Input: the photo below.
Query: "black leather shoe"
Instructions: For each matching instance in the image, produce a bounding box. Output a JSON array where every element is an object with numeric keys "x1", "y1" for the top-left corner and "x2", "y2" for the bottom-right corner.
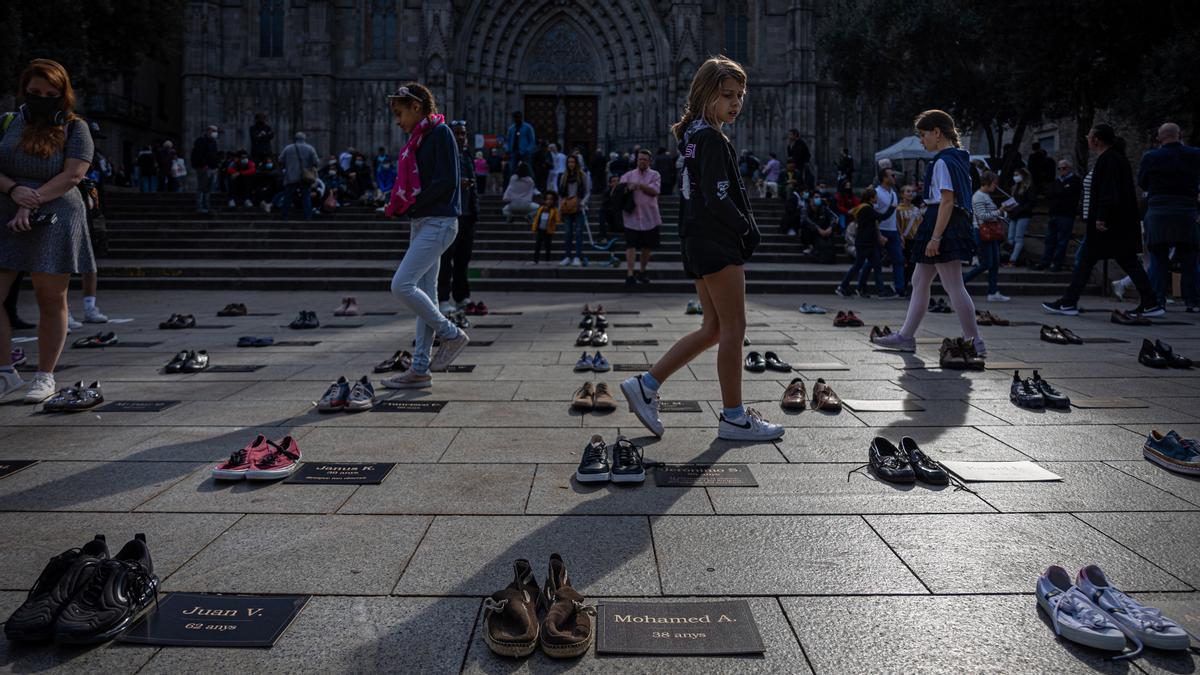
[
  {"x1": 578, "y1": 314, "x2": 595, "y2": 329},
  {"x1": 574, "y1": 435, "x2": 611, "y2": 483},
  {"x1": 593, "y1": 315, "x2": 609, "y2": 330},
  {"x1": 744, "y1": 351, "x2": 766, "y2": 373},
  {"x1": 374, "y1": 349, "x2": 412, "y2": 373},
  {"x1": 590, "y1": 331, "x2": 609, "y2": 347},
  {"x1": 1032, "y1": 370, "x2": 1070, "y2": 409},
  {"x1": 1155, "y1": 340, "x2": 1193, "y2": 369},
  {"x1": 1056, "y1": 326, "x2": 1083, "y2": 345},
  {"x1": 3, "y1": 535, "x2": 109, "y2": 641},
  {"x1": 764, "y1": 351, "x2": 792, "y2": 372},
  {"x1": 576, "y1": 329, "x2": 593, "y2": 346},
  {"x1": 1040, "y1": 325, "x2": 1069, "y2": 345},
  {"x1": 1139, "y1": 339, "x2": 1169, "y2": 368},
  {"x1": 1010, "y1": 370, "x2": 1045, "y2": 409},
  {"x1": 899, "y1": 437, "x2": 949, "y2": 485},
  {"x1": 869, "y1": 437, "x2": 915, "y2": 483},
  {"x1": 159, "y1": 314, "x2": 180, "y2": 329},
  {"x1": 164, "y1": 350, "x2": 189, "y2": 373},
  {"x1": 182, "y1": 350, "x2": 210, "y2": 372}
]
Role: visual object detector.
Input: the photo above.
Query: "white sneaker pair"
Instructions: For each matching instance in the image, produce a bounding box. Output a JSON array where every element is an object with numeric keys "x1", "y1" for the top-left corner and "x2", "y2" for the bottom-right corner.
[
  {"x1": 83, "y1": 307, "x2": 108, "y2": 323},
  {"x1": 717, "y1": 408, "x2": 785, "y2": 441},
  {"x1": 6, "y1": 371, "x2": 56, "y2": 404},
  {"x1": 987, "y1": 292, "x2": 1011, "y2": 302},
  {"x1": 619, "y1": 374, "x2": 785, "y2": 442}
]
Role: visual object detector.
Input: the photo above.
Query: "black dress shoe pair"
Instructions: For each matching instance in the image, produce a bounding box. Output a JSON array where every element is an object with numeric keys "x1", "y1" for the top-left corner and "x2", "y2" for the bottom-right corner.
[
  {"x1": 1039, "y1": 325, "x2": 1082, "y2": 345},
  {"x1": 868, "y1": 437, "x2": 949, "y2": 485},
  {"x1": 578, "y1": 314, "x2": 608, "y2": 330},
  {"x1": 159, "y1": 314, "x2": 196, "y2": 330},
  {"x1": 72, "y1": 332, "x2": 118, "y2": 348},
  {"x1": 164, "y1": 350, "x2": 210, "y2": 373},
  {"x1": 289, "y1": 311, "x2": 319, "y2": 329},
  {"x1": 743, "y1": 351, "x2": 791, "y2": 373},
  {"x1": 928, "y1": 298, "x2": 952, "y2": 314},
  {"x1": 1111, "y1": 309, "x2": 1152, "y2": 326},
  {"x1": 374, "y1": 349, "x2": 412, "y2": 373},
  {"x1": 217, "y1": 303, "x2": 247, "y2": 317},
  {"x1": 1010, "y1": 370, "x2": 1070, "y2": 409},
  {"x1": 1140, "y1": 339, "x2": 1192, "y2": 369}
]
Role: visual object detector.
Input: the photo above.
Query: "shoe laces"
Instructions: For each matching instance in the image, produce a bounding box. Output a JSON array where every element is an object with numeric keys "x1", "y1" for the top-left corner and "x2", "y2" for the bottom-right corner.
[
  {"x1": 258, "y1": 442, "x2": 298, "y2": 467},
  {"x1": 482, "y1": 597, "x2": 510, "y2": 615},
  {"x1": 615, "y1": 439, "x2": 643, "y2": 467},
  {"x1": 27, "y1": 548, "x2": 82, "y2": 596},
  {"x1": 79, "y1": 559, "x2": 156, "y2": 609},
  {"x1": 1047, "y1": 586, "x2": 1144, "y2": 660},
  {"x1": 582, "y1": 439, "x2": 607, "y2": 464},
  {"x1": 1092, "y1": 585, "x2": 1174, "y2": 634},
  {"x1": 744, "y1": 408, "x2": 771, "y2": 428}
]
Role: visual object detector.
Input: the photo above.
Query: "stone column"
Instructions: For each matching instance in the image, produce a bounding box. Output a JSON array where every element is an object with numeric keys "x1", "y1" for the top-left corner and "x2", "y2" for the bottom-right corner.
[{"x1": 300, "y1": 0, "x2": 334, "y2": 153}]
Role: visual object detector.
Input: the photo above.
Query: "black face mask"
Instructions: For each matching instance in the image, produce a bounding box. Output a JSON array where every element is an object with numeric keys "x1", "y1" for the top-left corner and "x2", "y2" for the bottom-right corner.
[{"x1": 24, "y1": 94, "x2": 64, "y2": 124}]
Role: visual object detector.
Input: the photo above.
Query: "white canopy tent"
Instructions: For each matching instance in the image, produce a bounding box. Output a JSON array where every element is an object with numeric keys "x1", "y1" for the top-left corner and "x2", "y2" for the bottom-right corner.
[{"x1": 873, "y1": 136, "x2": 990, "y2": 185}]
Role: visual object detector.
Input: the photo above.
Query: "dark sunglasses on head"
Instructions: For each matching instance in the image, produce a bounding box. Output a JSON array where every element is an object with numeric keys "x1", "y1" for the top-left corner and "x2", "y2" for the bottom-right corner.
[{"x1": 449, "y1": 120, "x2": 467, "y2": 128}]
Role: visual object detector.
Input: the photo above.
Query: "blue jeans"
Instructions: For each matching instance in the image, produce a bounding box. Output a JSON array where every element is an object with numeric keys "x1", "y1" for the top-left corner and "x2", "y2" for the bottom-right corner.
[
  {"x1": 839, "y1": 247, "x2": 882, "y2": 293},
  {"x1": 1008, "y1": 217, "x2": 1031, "y2": 262},
  {"x1": 562, "y1": 212, "x2": 586, "y2": 260},
  {"x1": 1040, "y1": 216, "x2": 1073, "y2": 268},
  {"x1": 390, "y1": 216, "x2": 461, "y2": 374},
  {"x1": 880, "y1": 230, "x2": 906, "y2": 293},
  {"x1": 140, "y1": 176, "x2": 157, "y2": 193},
  {"x1": 964, "y1": 236, "x2": 1000, "y2": 294},
  {"x1": 280, "y1": 182, "x2": 313, "y2": 221}
]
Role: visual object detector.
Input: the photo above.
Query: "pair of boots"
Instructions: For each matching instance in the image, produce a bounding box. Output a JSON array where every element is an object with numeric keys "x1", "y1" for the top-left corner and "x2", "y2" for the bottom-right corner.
[{"x1": 483, "y1": 554, "x2": 594, "y2": 659}]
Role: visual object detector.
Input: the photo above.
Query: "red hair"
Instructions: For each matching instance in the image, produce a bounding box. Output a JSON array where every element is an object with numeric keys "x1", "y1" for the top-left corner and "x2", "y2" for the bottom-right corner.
[{"x1": 18, "y1": 59, "x2": 79, "y2": 158}]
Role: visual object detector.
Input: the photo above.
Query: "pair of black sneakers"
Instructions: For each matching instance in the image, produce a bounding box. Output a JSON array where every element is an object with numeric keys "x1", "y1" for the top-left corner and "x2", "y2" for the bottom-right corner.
[
  {"x1": 4, "y1": 534, "x2": 158, "y2": 645},
  {"x1": 575, "y1": 435, "x2": 645, "y2": 484},
  {"x1": 164, "y1": 349, "x2": 210, "y2": 373},
  {"x1": 1010, "y1": 370, "x2": 1070, "y2": 409},
  {"x1": 867, "y1": 437, "x2": 949, "y2": 485},
  {"x1": 289, "y1": 311, "x2": 320, "y2": 329}
]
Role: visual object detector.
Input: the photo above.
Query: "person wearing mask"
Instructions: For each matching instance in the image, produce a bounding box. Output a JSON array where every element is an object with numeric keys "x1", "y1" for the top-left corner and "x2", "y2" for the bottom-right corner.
[
  {"x1": 875, "y1": 168, "x2": 903, "y2": 297},
  {"x1": 1034, "y1": 159, "x2": 1082, "y2": 272},
  {"x1": 1137, "y1": 122, "x2": 1200, "y2": 312},
  {"x1": 531, "y1": 192, "x2": 560, "y2": 263},
  {"x1": 375, "y1": 155, "x2": 396, "y2": 201},
  {"x1": 0, "y1": 59, "x2": 96, "y2": 403},
  {"x1": 1043, "y1": 124, "x2": 1163, "y2": 317},
  {"x1": 254, "y1": 155, "x2": 282, "y2": 212},
  {"x1": 225, "y1": 150, "x2": 257, "y2": 208},
  {"x1": 836, "y1": 188, "x2": 890, "y2": 297},
  {"x1": 505, "y1": 111, "x2": 536, "y2": 181},
  {"x1": 346, "y1": 152, "x2": 377, "y2": 204},
  {"x1": 279, "y1": 131, "x2": 319, "y2": 221},
  {"x1": 873, "y1": 110, "x2": 985, "y2": 358},
  {"x1": 834, "y1": 180, "x2": 859, "y2": 230},
  {"x1": 762, "y1": 152, "x2": 782, "y2": 198},
  {"x1": 338, "y1": 146, "x2": 356, "y2": 173},
  {"x1": 156, "y1": 140, "x2": 178, "y2": 192},
  {"x1": 620, "y1": 149, "x2": 663, "y2": 286},
  {"x1": 621, "y1": 56, "x2": 780, "y2": 442},
  {"x1": 1003, "y1": 167, "x2": 1035, "y2": 266},
  {"x1": 437, "y1": 120, "x2": 479, "y2": 313},
  {"x1": 190, "y1": 124, "x2": 221, "y2": 214},
  {"x1": 249, "y1": 112, "x2": 274, "y2": 163},
  {"x1": 802, "y1": 193, "x2": 838, "y2": 263},
  {"x1": 502, "y1": 162, "x2": 538, "y2": 223},
  {"x1": 318, "y1": 156, "x2": 346, "y2": 210},
  {"x1": 382, "y1": 82, "x2": 470, "y2": 388},
  {"x1": 557, "y1": 154, "x2": 591, "y2": 267},
  {"x1": 964, "y1": 171, "x2": 1012, "y2": 301}
]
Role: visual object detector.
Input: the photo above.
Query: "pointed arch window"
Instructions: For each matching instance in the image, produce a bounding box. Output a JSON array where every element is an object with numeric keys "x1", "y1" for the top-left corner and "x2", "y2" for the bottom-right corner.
[
  {"x1": 259, "y1": 0, "x2": 285, "y2": 58},
  {"x1": 723, "y1": 2, "x2": 749, "y2": 63},
  {"x1": 369, "y1": 0, "x2": 398, "y2": 60}
]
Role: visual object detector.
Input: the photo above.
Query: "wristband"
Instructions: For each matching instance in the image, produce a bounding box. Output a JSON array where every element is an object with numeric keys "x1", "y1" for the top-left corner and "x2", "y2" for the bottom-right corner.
[{"x1": 931, "y1": 236, "x2": 942, "y2": 242}]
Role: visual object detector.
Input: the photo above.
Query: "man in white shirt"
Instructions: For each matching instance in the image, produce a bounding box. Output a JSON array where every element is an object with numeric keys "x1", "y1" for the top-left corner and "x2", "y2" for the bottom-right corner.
[
  {"x1": 547, "y1": 144, "x2": 567, "y2": 192},
  {"x1": 875, "y1": 168, "x2": 903, "y2": 297}
]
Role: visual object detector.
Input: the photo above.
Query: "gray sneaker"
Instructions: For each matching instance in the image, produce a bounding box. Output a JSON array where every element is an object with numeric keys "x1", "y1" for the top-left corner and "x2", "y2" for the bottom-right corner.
[
  {"x1": 345, "y1": 376, "x2": 376, "y2": 412},
  {"x1": 429, "y1": 329, "x2": 470, "y2": 372},
  {"x1": 872, "y1": 332, "x2": 916, "y2": 352}
]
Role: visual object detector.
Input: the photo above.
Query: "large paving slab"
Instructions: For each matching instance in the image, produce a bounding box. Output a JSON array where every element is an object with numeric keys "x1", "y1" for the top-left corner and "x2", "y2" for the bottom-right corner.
[
  {"x1": 1104, "y1": 460, "x2": 1200, "y2": 507},
  {"x1": 1075, "y1": 511, "x2": 1200, "y2": 588},
  {"x1": 394, "y1": 515, "x2": 660, "y2": 596},
  {"x1": 977, "y1": 424, "x2": 1148, "y2": 461},
  {"x1": 866, "y1": 513, "x2": 1191, "y2": 593},
  {"x1": 140, "y1": 596, "x2": 478, "y2": 675},
  {"x1": 524, "y1": 464, "x2": 714, "y2": 515},
  {"x1": 0, "y1": 460, "x2": 202, "y2": 512},
  {"x1": 338, "y1": 463, "x2": 534, "y2": 514},
  {"x1": 652, "y1": 515, "x2": 926, "y2": 595},
  {"x1": 165, "y1": 514, "x2": 431, "y2": 594},
  {"x1": 966, "y1": 461, "x2": 1198, "y2": 513},
  {"x1": 136, "y1": 465, "x2": 357, "y2": 514},
  {"x1": 0, "y1": 591, "x2": 157, "y2": 673},
  {"x1": 775, "y1": 426, "x2": 1028, "y2": 463}
]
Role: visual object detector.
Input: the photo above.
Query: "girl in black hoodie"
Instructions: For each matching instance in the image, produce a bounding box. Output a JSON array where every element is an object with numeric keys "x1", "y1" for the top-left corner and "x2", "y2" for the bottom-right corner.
[{"x1": 618, "y1": 56, "x2": 782, "y2": 443}]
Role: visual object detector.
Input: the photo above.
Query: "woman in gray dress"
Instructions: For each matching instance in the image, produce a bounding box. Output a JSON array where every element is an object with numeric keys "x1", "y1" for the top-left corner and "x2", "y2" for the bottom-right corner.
[{"x1": 0, "y1": 59, "x2": 95, "y2": 403}]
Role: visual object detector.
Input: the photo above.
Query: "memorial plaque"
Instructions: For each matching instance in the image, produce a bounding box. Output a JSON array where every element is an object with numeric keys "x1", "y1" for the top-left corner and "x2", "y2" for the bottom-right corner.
[
  {"x1": 372, "y1": 400, "x2": 447, "y2": 413},
  {"x1": 363, "y1": 311, "x2": 398, "y2": 316},
  {"x1": 792, "y1": 363, "x2": 851, "y2": 371},
  {"x1": 659, "y1": 400, "x2": 702, "y2": 413},
  {"x1": 653, "y1": 464, "x2": 758, "y2": 487},
  {"x1": 612, "y1": 339, "x2": 659, "y2": 346},
  {"x1": 97, "y1": 400, "x2": 180, "y2": 413},
  {"x1": 613, "y1": 364, "x2": 651, "y2": 372},
  {"x1": 603, "y1": 310, "x2": 640, "y2": 315},
  {"x1": 613, "y1": 323, "x2": 653, "y2": 328},
  {"x1": 447, "y1": 364, "x2": 476, "y2": 373},
  {"x1": 284, "y1": 462, "x2": 395, "y2": 485},
  {"x1": 473, "y1": 323, "x2": 513, "y2": 329},
  {"x1": 16, "y1": 364, "x2": 76, "y2": 373},
  {"x1": 246, "y1": 313, "x2": 281, "y2": 316},
  {"x1": 596, "y1": 600, "x2": 765, "y2": 655},
  {"x1": 488, "y1": 311, "x2": 523, "y2": 316},
  {"x1": 843, "y1": 399, "x2": 925, "y2": 412},
  {"x1": 120, "y1": 593, "x2": 309, "y2": 648},
  {"x1": 110, "y1": 341, "x2": 163, "y2": 348},
  {"x1": 191, "y1": 325, "x2": 234, "y2": 330},
  {"x1": 0, "y1": 460, "x2": 37, "y2": 480},
  {"x1": 984, "y1": 361, "x2": 1033, "y2": 370},
  {"x1": 942, "y1": 461, "x2": 1061, "y2": 482},
  {"x1": 1079, "y1": 338, "x2": 1129, "y2": 344},
  {"x1": 1153, "y1": 320, "x2": 1194, "y2": 326},
  {"x1": 1070, "y1": 397, "x2": 1149, "y2": 409},
  {"x1": 322, "y1": 323, "x2": 365, "y2": 329},
  {"x1": 272, "y1": 341, "x2": 321, "y2": 347},
  {"x1": 203, "y1": 365, "x2": 265, "y2": 373},
  {"x1": 468, "y1": 341, "x2": 494, "y2": 347}
]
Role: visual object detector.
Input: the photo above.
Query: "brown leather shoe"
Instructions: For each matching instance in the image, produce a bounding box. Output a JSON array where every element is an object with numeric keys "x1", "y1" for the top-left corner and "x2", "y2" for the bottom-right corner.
[
  {"x1": 483, "y1": 559, "x2": 540, "y2": 658},
  {"x1": 960, "y1": 338, "x2": 986, "y2": 369},
  {"x1": 939, "y1": 338, "x2": 967, "y2": 369},
  {"x1": 592, "y1": 383, "x2": 617, "y2": 412},
  {"x1": 974, "y1": 310, "x2": 993, "y2": 326},
  {"x1": 571, "y1": 382, "x2": 595, "y2": 412},
  {"x1": 812, "y1": 378, "x2": 842, "y2": 412},
  {"x1": 869, "y1": 326, "x2": 884, "y2": 341},
  {"x1": 538, "y1": 554, "x2": 595, "y2": 659},
  {"x1": 782, "y1": 377, "x2": 807, "y2": 411}
]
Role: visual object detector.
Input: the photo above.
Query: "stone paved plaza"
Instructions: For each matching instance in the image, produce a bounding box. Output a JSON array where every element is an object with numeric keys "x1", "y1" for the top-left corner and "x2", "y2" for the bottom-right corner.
[{"x1": 1, "y1": 289, "x2": 1198, "y2": 673}]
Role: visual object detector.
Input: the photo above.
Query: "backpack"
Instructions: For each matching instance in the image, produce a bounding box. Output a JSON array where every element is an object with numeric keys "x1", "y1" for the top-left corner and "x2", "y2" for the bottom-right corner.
[{"x1": 613, "y1": 182, "x2": 636, "y2": 213}]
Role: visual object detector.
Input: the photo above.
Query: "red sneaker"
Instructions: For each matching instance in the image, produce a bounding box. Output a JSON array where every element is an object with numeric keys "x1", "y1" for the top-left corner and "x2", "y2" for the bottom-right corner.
[
  {"x1": 343, "y1": 296, "x2": 360, "y2": 316},
  {"x1": 592, "y1": 304, "x2": 604, "y2": 315},
  {"x1": 212, "y1": 434, "x2": 272, "y2": 480},
  {"x1": 246, "y1": 436, "x2": 302, "y2": 480},
  {"x1": 475, "y1": 301, "x2": 489, "y2": 316},
  {"x1": 464, "y1": 301, "x2": 478, "y2": 315}
]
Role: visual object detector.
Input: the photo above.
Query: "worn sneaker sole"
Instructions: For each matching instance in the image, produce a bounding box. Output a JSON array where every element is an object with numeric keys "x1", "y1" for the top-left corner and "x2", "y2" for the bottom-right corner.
[
  {"x1": 541, "y1": 634, "x2": 594, "y2": 659},
  {"x1": 484, "y1": 631, "x2": 539, "y2": 658},
  {"x1": 611, "y1": 471, "x2": 645, "y2": 483},
  {"x1": 717, "y1": 424, "x2": 785, "y2": 442},
  {"x1": 619, "y1": 378, "x2": 663, "y2": 438},
  {"x1": 211, "y1": 468, "x2": 249, "y2": 480},
  {"x1": 246, "y1": 465, "x2": 300, "y2": 480},
  {"x1": 1143, "y1": 446, "x2": 1200, "y2": 475},
  {"x1": 381, "y1": 378, "x2": 432, "y2": 389},
  {"x1": 574, "y1": 470, "x2": 610, "y2": 483},
  {"x1": 1041, "y1": 303, "x2": 1079, "y2": 316},
  {"x1": 54, "y1": 593, "x2": 159, "y2": 646},
  {"x1": 344, "y1": 399, "x2": 375, "y2": 412}
]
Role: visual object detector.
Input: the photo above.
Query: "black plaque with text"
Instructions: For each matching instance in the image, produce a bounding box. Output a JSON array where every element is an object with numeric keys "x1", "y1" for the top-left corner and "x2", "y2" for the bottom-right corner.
[
  {"x1": 659, "y1": 400, "x2": 702, "y2": 413},
  {"x1": 97, "y1": 400, "x2": 180, "y2": 413},
  {"x1": 654, "y1": 464, "x2": 758, "y2": 487},
  {"x1": 284, "y1": 463, "x2": 395, "y2": 485},
  {"x1": 596, "y1": 600, "x2": 764, "y2": 655},
  {"x1": 373, "y1": 400, "x2": 447, "y2": 413},
  {"x1": 447, "y1": 364, "x2": 476, "y2": 373},
  {"x1": 272, "y1": 341, "x2": 321, "y2": 347},
  {"x1": 120, "y1": 593, "x2": 309, "y2": 648},
  {"x1": 0, "y1": 460, "x2": 37, "y2": 480},
  {"x1": 612, "y1": 339, "x2": 659, "y2": 346},
  {"x1": 613, "y1": 364, "x2": 652, "y2": 372},
  {"x1": 468, "y1": 341, "x2": 494, "y2": 347},
  {"x1": 204, "y1": 365, "x2": 265, "y2": 373}
]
